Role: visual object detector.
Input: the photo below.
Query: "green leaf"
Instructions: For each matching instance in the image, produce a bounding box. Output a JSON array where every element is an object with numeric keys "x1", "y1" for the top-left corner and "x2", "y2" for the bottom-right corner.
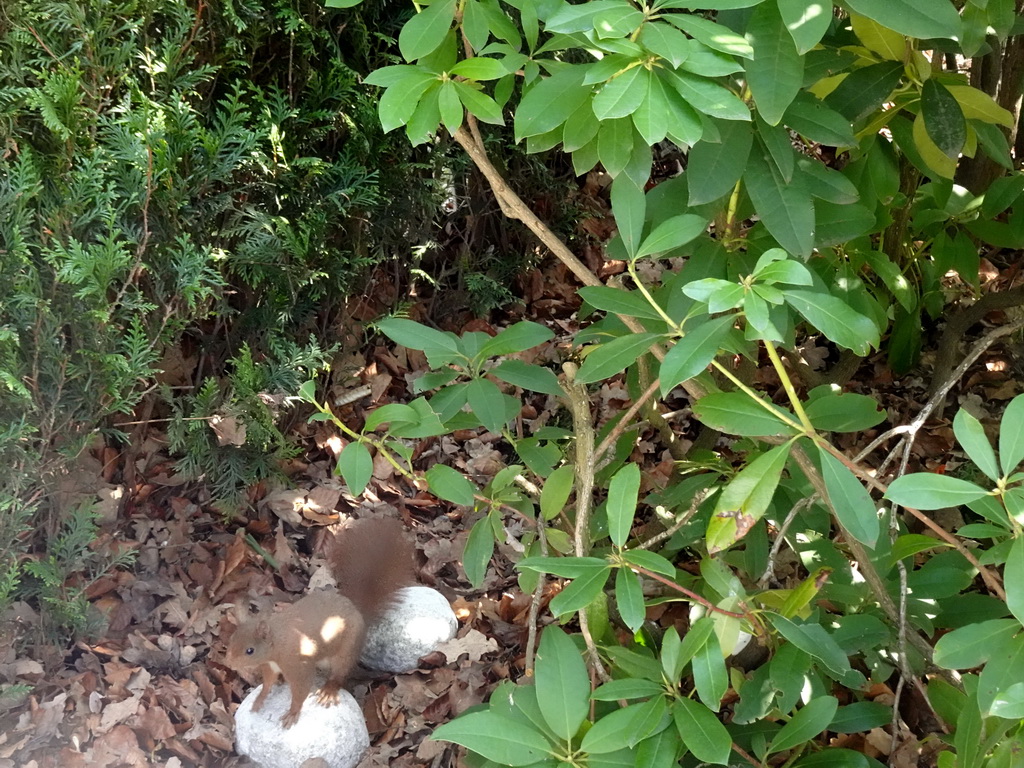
[
  {"x1": 515, "y1": 67, "x2": 590, "y2": 140},
  {"x1": 492, "y1": 360, "x2": 563, "y2": 396},
  {"x1": 377, "y1": 317, "x2": 459, "y2": 354},
  {"x1": 850, "y1": 12, "x2": 906, "y2": 60},
  {"x1": 578, "y1": 286, "x2": 665, "y2": 321},
  {"x1": 463, "y1": 516, "x2": 495, "y2": 587},
  {"x1": 829, "y1": 702, "x2": 892, "y2": 733},
  {"x1": 432, "y1": 711, "x2": 552, "y2": 765},
  {"x1": 449, "y1": 57, "x2": 507, "y2": 80},
  {"x1": 622, "y1": 549, "x2": 678, "y2": 578},
  {"x1": 884, "y1": 474, "x2": 989, "y2": 510},
  {"x1": 912, "y1": 111, "x2": 956, "y2": 180},
  {"x1": 466, "y1": 376, "x2": 509, "y2": 434},
  {"x1": 541, "y1": 464, "x2": 575, "y2": 520},
  {"x1": 659, "y1": 315, "x2": 735, "y2": 396},
  {"x1": 665, "y1": 14, "x2": 753, "y2": 58},
  {"x1": 399, "y1": 0, "x2": 457, "y2": 61},
  {"x1": 660, "y1": 70, "x2": 751, "y2": 122},
  {"x1": 948, "y1": 85, "x2": 1016, "y2": 128},
  {"x1": 863, "y1": 250, "x2": 915, "y2": 311},
  {"x1": 438, "y1": 80, "x2": 463, "y2": 133},
  {"x1": 746, "y1": 1, "x2": 804, "y2": 125},
  {"x1": 824, "y1": 61, "x2": 903, "y2": 123},
  {"x1": 672, "y1": 697, "x2": 733, "y2": 765},
  {"x1": 981, "y1": 174, "x2": 1024, "y2": 219},
  {"x1": 744, "y1": 149, "x2": 815, "y2": 258},
  {"x1": 592, "y1": 678, "x2": 665, "y2": 701},
  {"x1": 888, "y1": 533, "x2": 953, "y2": 567},
  {"x1": 978, "y1": 633, "x2": 1024, "y2": 717},
  {"x1": 640, "y1": 22, "x2": 691, "y2": 68},
  {"x1": 922, "y1": 80, "x2": 967, "y2": 159},
  {"x1": 611, "y1": 176, "x2": 646, "y2": 258},
  {"x1": 784, "y1": 93, "x2": 857, "y2": 147},
  {"x1": 708, "y1": 444, "x2": 791, "y2": 554},
  {"x1": 337, "y1": 441, "x2": 373, "y2": 495},
  {"x1": 817, "y1": 446, "x2": 880, "y2": 548},
  {"x1": 770, "y1": 614, "x2": 852, "y2": 678},
  {"x1": 1006, "y1": 536, "x2": 1024, "y2": 628},
  {"x1": 298, "y1": 379, "x2": 318, "y2": 403},
  {"x1": 843, "y1": 0, "x2": 961, "y2": 40},
  {"x1": 535, "y1": 626, "x2": 591, "y2": 740},
  {"x1": 378, "y1": 74, "x2": 441, "y2": 132},
  {"x1": 632, "y1": 71, "x2": 670, "y2": 145},
  {"x1": 769, "y1": 697, "x2": 839, "y2": 754},
  {"x1": 479, "y1": 321, "x2": 554, "y2": 357},
  {"x1": 783, "y1": 288, "x2": 879, "y2": 355},
  {"x1": 686, "y1": 119, "x2": 753, "y2": 205},
  {"x1": 1000, "y1": 394, "x2": 1024, "y2": 473},
  {"x1": 325, "y1": 0, "x2": 362, "y2": 7},
  {"x1": 575, "y1": 333, "x2": 662, "y2": 384},
  {"x1": 954, "y1": 408, "x2": 1000, "y2": 482},
  {"x1": 518, "y1": 556, "x2": 609, "y2": 578},
  {"x1": 934, "y1": 619, "x2": 1020, "y2": 669},
  {"x1": 583, "y1": 699, "x2": 665, "y2": 753},
  {"x1": 692, "y1": 392, "x2": 797, "y2": 436},
  {"x1": 778, "y1": 0, "x2": 833, "y2": 53},
  {"x1": 804, "y1": 388, "x2": 885, "y2": 432},
  {"x1": 607, "y1": 463, "x2": 641, "y2": 547},
  {"x1": 615, "y1": 567, "x2": 646, "y2": 633},
  {"x1": 454, "y1": 81, "x2": 503, "y2": 124},
  {"x1": 636, "y1": 214, "x2": 708, "y2": 258},
  {"x1": 692, "y1": 630, "x2": 727, "y2": 710},
  {"x1": 594, "y1": 66, "x2": 648, "y2": 120},
  {"x1": 425, "y1": 464, "x2": 476, "y2": 505},
  {"x1": 549, "y1": 564, "x2": 611, "y2": 616}
]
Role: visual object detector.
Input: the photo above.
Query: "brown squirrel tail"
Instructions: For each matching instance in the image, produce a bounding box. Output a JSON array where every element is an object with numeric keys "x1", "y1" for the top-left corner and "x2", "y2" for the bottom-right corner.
[{"x1": 329, "y1": 517, "x2": 416, "y2": 623}]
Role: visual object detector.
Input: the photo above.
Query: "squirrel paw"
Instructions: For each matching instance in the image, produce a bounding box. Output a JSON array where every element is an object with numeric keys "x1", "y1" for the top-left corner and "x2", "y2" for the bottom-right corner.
[
  {"x1": 316, "y1": 681, "x2": 343, "y2": 706},
  {"x1": 281, "y1": 709, "x2": 301, "y2": 729}
]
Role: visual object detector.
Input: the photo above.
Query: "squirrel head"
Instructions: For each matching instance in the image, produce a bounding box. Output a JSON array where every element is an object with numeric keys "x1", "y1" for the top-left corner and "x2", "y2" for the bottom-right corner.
[{"x1": 225, "y1": 616, "x2": 273, "y2": 669}]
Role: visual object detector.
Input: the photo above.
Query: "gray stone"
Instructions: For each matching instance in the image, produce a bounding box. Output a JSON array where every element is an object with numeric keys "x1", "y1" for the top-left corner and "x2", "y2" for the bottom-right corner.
[
  {"x1": 361, "y1": 586, "x2": 457, "y2": 673},
  {"x1": 234, "y1": 684, "x2": 368, "y2": 768}
]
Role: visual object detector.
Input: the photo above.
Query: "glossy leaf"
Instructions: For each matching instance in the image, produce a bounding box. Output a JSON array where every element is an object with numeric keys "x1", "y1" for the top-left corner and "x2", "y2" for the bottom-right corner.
[
  {"x1": 770, "y1": 614, "x2": 852, "y2": 678},
  {"x1": 611, "y1": 176, "x2": 646, "y2": 258},
  {"x1": 693, "y1": 630, "x2": 728, "y2": 710},
  {"x1": 824, "y1": 61, "x2": 902, "y2": 123},
  {"x1": 592, "y1": 678, "x2": 665, "y2": 701},
  {"x1": 884, "y1": 474, "x2": 989, "y2": 510},
  {"x1": 744, "y1": 149, "x2": 815, "y2": 258},
  {"x1": 659, "y1": 315, "x2": 735, "y2": 396},
  {"x1": 515, "y1": 67, "x2": 590, "y2": 139},
  {"x1": 535, "y1": 627, "x2": 590, "y2": 740},
  {"x1": 777, "y1": 0, "x2": 833, "y2": 53},
  {"x1": 672, "y1": 697, "x2": 732, "y2": 765},
  {"x1": 583, "y1": 699, "x2": 665, "y2": 753},
  {"x1": 491, "y1": 360, "x2": 563, "y2": 396},
  {"x1": 377, "y1": 317, "x2": 459, "y2": 354},
  {"x1": 466, "y1": 376, "x2": 509, "y2": 433},
  {"x1": 575, "y1": 333, "x2": 662, "y2": 383},
  {"x1": 922, "y1": 80, "x2": 966, "y2": 159},
  {"x1": 607, "y1": 463, "x2": 641, "y2": 547},
  {"x1": 425, "y1": 463, "x2": 476, "y2": 505},
  {"x1": 636, "y1": 214, "x2": 708, "y2": 258},
  {"x1": 665, "y1": 15, "x2": 753, "y2": 58},
  {"x1": 399, "y1": 0, "x2": 457, "y2": 62},
  {"x1": 593, "y1": 66, "x2": 648, "y2": 121},
  {"x1": 1006, "y1": 536, "x2": 1024, "y2": 628},
  {"x1": 804, "y1": 388, "x2": 885, "y2": 432},
  {"x1": 954, "y1": 408, "x2": 1000, "y2": 482},
  {"x1": 770, "y1": 697, "x2": 839, "y2": 754},
  {"x1": 578, "y1": 286, "x2": 665, "y2": 321},
  {"x1": 463, "y1": 516, "x2": 495, "y2": 587},
  {"x1": 934, "y1": 619, "x2": 1019, "y2": 669},
  {"x1": 615, "y1": 567, "x2": 646, "y2": 633},
  {"x1": 708, "y1": 443, "x2": 792, "y2": 553},
  {"x1": 337, "y1": 441, "x2": 373, "y2": 495},
  {"x1": 479, "y1": 321, "x2": 554, "y2": 357},
  {"x1": 549, "y1": 564, "x2": 611, "y2": 616},
  {"x1": 432, "y1": 711, "x2": 552, "y2": 765},
  {"x1": 843, "y1": 0, "x2": 961, "y2": 40},
  {"x1": 686, "y1": 120, "x2": 753, "y2": 205},
  {"x1": 783, "y1": 288, "x2": 879, "y2": 355},
  {"x1": 784, "y1": 93, "x2": 857, "y2": 147},
  {"x1": 817, "y1": 445, "x2": 880, "y2": 548},
  {"x1": 746, "y1": 1, "x2": 803, "y2": 125},
  {"x1": 1000, "y1": 394, "x2": 1024, "y2": 473},
  {"x1": 692, "y1": 392, "x2": 797, "y2": 436},
  {"x1": 541, "y1": 464, "x2": 575, "y2": 520}
]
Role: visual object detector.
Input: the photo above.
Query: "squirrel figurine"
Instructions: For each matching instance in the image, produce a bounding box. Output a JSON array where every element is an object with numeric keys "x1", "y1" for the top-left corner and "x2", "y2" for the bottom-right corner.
[{"x1": 225, "y1": 517, "x2": 416, "y2": 728}]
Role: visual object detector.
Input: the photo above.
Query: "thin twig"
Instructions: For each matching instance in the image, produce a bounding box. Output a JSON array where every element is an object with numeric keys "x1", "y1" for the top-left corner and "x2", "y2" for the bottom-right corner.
[
  {"x1": 637, "y1": 488, "x2": 714, "y2": 550},
  {"x1": 594, "y1": 376, "x2": 661, "y2": 462},
  {"x1": 757, "y1": 496, "x2": 816, "y2": 589}
]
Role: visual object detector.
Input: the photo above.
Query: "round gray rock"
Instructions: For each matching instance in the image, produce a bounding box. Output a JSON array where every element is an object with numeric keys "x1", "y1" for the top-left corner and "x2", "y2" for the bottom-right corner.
[
  {"x1": 234, "y1": 684, "x2": 368, "y2": 768},
  {"x1": 361, "y1": 586, "x2": 457, "y2": 673}
]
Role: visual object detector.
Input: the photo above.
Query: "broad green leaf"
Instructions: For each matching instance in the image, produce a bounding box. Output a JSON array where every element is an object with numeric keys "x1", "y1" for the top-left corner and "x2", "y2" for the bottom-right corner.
[
  {"x1": 783, "y1": 288, "x2": 879, "y2": 355},
  {"x1": 337, "y1": 441, "x2": 373, "y2": 495},
  {"x1": 632, "y1": 72, "x2": 670, "y2": 145},
  {"x1": 1005, "y1": 536, "x2": 1024, "y2": 628},
  {"x1": 518, "y1": 556, "x2": 609, "y2": 578},
  {"x1": 817, "y1": 446, "x2": 880, "y2": 547},
  {"x1": 454, "y1": 82, "x2": 503, "y2": 124},
  {"x1": 829, "y1": 702, "x2": 892, "y2": 733},
  {"x1": 563, "y1": 99, "x2": 600, "y2": 152},
  {"x1": 934, "y1": 619, "x2": 1019, "y2": 669},
  {"x1": 377, "y1": 317, "x2": 459, "y2": 354},
  {"x1": 662, "y1": 78, "x2": 705, "y2": 145},
  {"x1": 954, "y1": 408, "x2": 1000, "y2": 482},
  {"x1": 405, "y1": 82, "x2": 442, "y2": 144},
  {"x1": 463, "y1": 516, "x2": 495, "y2": 587},
  {"x1": 378, "y1": 74, "x2": 441, "y2": 132},
  {"x1": 364, "y1": 64, "x2": 434, "y2": 88},
  {"x1": 758, "y1": 118, "x2": 796, "y2": 182},
  {"x1": 850, "y1": 13, "x2": 906, "y2": 60},
  {"x1": 769, "y1": 697, "x2": 839, "y2": 754},
  {"x1": 843, "y1": 0, "x2": 961, "y2": 40},
  {"x1": 797, "y1": 159, "x2": 860, "y2": 204},
  {"x1": 814, "y1": 200, "x2": 876, "y2": 247},
  {"x1": 615, "y1": 567, "x2": 646, "y2": 633},
  {"x1": 862, "y1": 250, "x2": 915, "y2": 311},
  {"x1": 545, "y1": 0, "x2": 623, "y2": 33},
  {"x1": 672, "y1": 697, "x2": 732, "y2": 765},
  {"x1": 912, "y1": 112, "x2": 957, "y2": 180},
  {"x1": 515, "y1": 67, "x2": 590, "y2": 139},
  {"x1": 674, "y1": 618, "x2": 716, "y2": 679},
  {"x1": 592, "y1": 678, "x2": 665, "y2": 701},
  {"x1": 541, "y1": 464, "x2": 575, "y2": 520},
  {"x1": 804, "y1": 388, "x2": 884, "y2": 432},
  {"x1": 755, "y1": 253, "x2": 814, "y2": 285},
  {"x1": 665, "y1": 14, "x2": 753, "y2": 58},
  {"x1": 437, "y1": 80, "x2": 463, "y2": 133},
  {"x1": 535, "y1": 627, "x2": 590, "y2": 740},
  {"x1": 779, "y1": 567, "x2": 831, "y2": 618},
  {"x1": 607, "y1": 463, "x2": 641, "y2": 547},
  {"x1": 594, "y1": 66, "x2": 648, "y2": 120},
  {"x1": 693, "y1": 630, "x2": 728, "y2": 710},
  {"x1": 887, "y1": 533, "x2": 953, "y2": 567},
  {"x1": 692, "y1": 392, "x2": 797, "y2": 436},
  {"x1": 978, "y1": 633, "x2": 1024, "y2": 716},
  {"x1": 1001, "y1": 394, "x2": 1024, "y2": 473},
  {"x1": 659, "y1": 315, "x2": 735, "y2": 396},
  {"x1": 622, "y1": 549, "x2": 678, "y2": 578},
  {"x1": 399, "y1": 0, "x2": 457, "y2": 62},
  {"x1": 479, "y1": 321, "x2": 554, "y2": 357},
  {"x1": 425, "y1": 463, "x2": 476, "y2": 505},
  {"x1": 746, "y1": 1, "x2": 804, "y2": 125},
  {"x1": 449, "y1": 57, "x2": 507, "y2": 80},
  {"x1": 593, "y1": 5, "x2": 645, "y2": 38},
  {"x1": 578, "y1": 286, "x2": 665, "y2": 321},
  {"x1": 549, "y1": 564, "x2": 611, "y2": 616},
  {"x1": 639, "y1": 22, "x2": 690, "y2": 68},
  {"x1": 777, "y1": 0, "x2": 833, "y2": 53},
  {"x1": 990, "y1": 682, "x2": 1024, "y2": 719},
  {"x1": 708, "y1": 444, "x2": 792, "y2": 553},
  {"x1": 611, "y1": 176, "x2": 646, "y2": 258},
  {"x1": 660, "y1": 70, "x2": 751, "y2": 122},
  {"x1": 636, "y1": 214, "x2": 708, "y2": 258},
  {"x1": 325, "y1": 0, "x2": 362, "y2": 6},
  {"x1": 492, "y1": 360, "x2": 563, "y2": 396},
  {"x1": 770, "y1": 614, "x2": 852, "y2": 678},
  {"x1": 582, "y1": 699, "x2": 665, "y2": 753},
  {"x1": 466, "y1": 376, "x2": 509, "y2": 433},
  {"x1": 981, "y1": 174, "x2": 1024, "y2": 219},
  {"x1": 948, "y1": 85, "x2": 1015, "y2": 128},
  {"x1": 784, "y1": 93, "x2": 856, "y2": 147},
  {"x1": 824, "y1": 61, "x2": 903, "y2": 123},
  {"x1": 432, "y1": 711, "x2": 552, "y2": 765},
  {"x1": 744, "y1": 149, "x2": 815, "y2": 258},
  {"x1": 686, "y1": 120, "x2": 752, "y2": 205},
  {"x1": 922, "y1": 80, "x2": 966, "y2": 159},
  {"x1": 575, "y1": 333, "x2": 662, "y2": 384},
  {"x1": 884, "y1": 474, "x2": 989, "y2": 510}
]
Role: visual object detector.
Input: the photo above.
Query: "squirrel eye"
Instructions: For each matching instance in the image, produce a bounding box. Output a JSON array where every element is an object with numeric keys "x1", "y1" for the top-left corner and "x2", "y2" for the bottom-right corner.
[{"x1": 246, "y1": 647, "x2": 255, "y2": 655}]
